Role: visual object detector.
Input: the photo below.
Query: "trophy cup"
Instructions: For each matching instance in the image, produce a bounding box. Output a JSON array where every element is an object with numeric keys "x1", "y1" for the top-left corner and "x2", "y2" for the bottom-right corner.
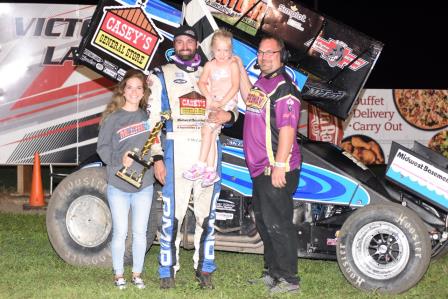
[{"x1": 116, "y1": 111, "x2": 171, "y2": 188}]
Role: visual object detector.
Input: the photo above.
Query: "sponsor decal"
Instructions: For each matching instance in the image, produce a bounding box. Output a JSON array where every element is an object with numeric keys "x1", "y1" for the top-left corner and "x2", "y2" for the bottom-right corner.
[
  {"x1": 117, "y1": 121, "x2": 150, "y2": 141},
  {"x1": 174, "y1": 79, "x2": 187, "y2": 84},
  {"x1": 222, "y1": 138, "x2": 244, "y2": 148},
  {"x1": 387, "y1": 147, "x2": 448, "y2": 209},
  {"x1": 174, "y1": 71, "x2": 187, "y2": 84},
  {"x1": 308, "y1": 105, "x2": 343, "y2": 145},
  {"x1": 179, "y1": 91, "x2": 206, "y2": 115},
  {"x1": 216, "y1": 212, "x2": 234, "y2": 221},
  {"x1": 159, "y1": 195, "x2": 173, "y2": 267},
  {"x1": 165, "y1": 48, "x2": 175, "y2": 61},
  {"x1": 326, "y1": 238, "x2": 337, "y2": 246},
  {"x1": 206, "y1": 0, "x2": 268, "y2": 36},
  {"x1": 278, "y1": 4, "x2": 306, "y2": 31},
  {"x1": 305, "y1": 37, "x2": 368, "y2": 71},
  {"x1": 91, "y1": 4, "x2": 163, "y2": 72},
  {"x1": 246, "y1": 89, "x2": 268, "y2": 112}
]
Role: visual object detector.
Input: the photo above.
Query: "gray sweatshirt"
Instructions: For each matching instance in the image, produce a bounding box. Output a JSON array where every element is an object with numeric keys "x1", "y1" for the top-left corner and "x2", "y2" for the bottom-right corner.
[{"x1": 97, "y1": 108, "x2": 156, "y2": 193}]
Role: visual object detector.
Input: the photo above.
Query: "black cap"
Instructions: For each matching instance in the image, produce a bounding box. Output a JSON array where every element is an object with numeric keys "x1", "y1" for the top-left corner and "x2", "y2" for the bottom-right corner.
[{"x1": 174, "y1": 25, "x2": 198, "y2": 41}]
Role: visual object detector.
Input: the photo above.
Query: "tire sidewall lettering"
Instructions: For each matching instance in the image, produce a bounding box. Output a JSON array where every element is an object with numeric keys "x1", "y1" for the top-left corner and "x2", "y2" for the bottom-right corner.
[
  {"x1": 338, "y1": 240, "x2": 366, "y2": 287},
  {"x1": 336, "y1": 204, "x2": 431, "y2": 294},
  {"x1": 394, "y1": 213, "x2": 422, "y2": 258},
  {"x1": 47, "y1": 168, "x2": 117, "y2": 267}
]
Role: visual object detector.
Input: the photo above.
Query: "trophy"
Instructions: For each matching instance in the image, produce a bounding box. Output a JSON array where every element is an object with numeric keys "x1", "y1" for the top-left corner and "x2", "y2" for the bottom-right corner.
[{"x1": 116, "y1": 111, "x2": 171, "y2": 188}]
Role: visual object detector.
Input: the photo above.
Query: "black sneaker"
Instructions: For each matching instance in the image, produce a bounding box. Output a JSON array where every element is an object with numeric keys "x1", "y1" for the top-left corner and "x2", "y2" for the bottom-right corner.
[
  {"x1": 195, "y1": 270, "x2": 214, "y2": 289},
  {"x1": 248, "y1": 272, "x2": 275, "y2": 288},
  {"x1": 160, "y1": 277, "x2": 175, "y2": 289},
  {"x1": 269, "y1": 278, "x2": 300, "y2": 295}
]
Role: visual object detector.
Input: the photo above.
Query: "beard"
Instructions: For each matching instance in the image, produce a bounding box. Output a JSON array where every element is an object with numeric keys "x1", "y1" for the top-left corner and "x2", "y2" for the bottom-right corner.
[{"x1": 175, "y1": 50, "x2": 196, "y2": 61}]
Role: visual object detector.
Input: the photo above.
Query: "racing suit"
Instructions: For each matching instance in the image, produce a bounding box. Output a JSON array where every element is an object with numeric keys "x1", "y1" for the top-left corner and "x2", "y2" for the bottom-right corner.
[{"x1": 148, "y1": 60, "x2": 237, "y2": 279}]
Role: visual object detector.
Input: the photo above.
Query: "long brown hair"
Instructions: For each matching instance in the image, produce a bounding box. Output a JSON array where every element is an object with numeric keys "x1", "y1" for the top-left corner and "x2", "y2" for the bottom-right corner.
[{"x1": 100, "y1": 69, "x2": 151, "y2": 125}]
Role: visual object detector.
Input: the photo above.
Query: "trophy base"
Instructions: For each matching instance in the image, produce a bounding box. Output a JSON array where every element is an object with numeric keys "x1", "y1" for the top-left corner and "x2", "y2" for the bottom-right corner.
[{"x1": 116, "y1": 170, "x2": 142, "y2": 189}]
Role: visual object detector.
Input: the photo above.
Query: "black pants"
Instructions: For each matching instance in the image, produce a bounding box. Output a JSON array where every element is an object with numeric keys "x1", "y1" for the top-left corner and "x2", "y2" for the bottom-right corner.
[{"x1": 252, "y1": 168, "x2": 300, "y2": 284}]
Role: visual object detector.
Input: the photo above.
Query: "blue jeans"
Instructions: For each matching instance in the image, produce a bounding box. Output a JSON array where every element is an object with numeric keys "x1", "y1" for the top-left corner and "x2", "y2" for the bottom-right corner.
[{"x1": 107, "y1": 184, "x2": 153, "y2": 275}]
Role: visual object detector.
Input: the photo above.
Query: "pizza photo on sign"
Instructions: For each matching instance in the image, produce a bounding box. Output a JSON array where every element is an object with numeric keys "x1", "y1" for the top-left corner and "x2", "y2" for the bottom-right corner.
[
  {"x1": 393, "y1": 89, "x2": 448, "y2": 130},
  {"x1": 341, "y1": 135, "x2": 385, "y2": 165},
  {"x1": 428, "y1": 130, "x2": 448, "y2": 159}
]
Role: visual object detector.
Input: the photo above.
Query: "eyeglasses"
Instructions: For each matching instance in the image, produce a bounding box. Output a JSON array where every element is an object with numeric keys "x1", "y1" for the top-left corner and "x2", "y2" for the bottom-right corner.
[{"x1": 256, "y1": 50, "x2": 281, "y2": 57}]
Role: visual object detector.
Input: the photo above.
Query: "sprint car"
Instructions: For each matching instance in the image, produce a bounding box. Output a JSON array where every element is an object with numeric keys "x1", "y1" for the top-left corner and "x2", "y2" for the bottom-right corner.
[
  {"x1": 45, "y1": 0, "x2": 448, "y2": 294},
  {"x1": 46, "y1": 128, "x2": 448, "y2": 294}
]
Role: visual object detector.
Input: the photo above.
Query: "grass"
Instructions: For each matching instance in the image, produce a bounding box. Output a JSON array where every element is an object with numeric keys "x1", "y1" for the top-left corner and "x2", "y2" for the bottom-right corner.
[{"x1": 1, "y1": 213, "x2": 448, "y2": 298}]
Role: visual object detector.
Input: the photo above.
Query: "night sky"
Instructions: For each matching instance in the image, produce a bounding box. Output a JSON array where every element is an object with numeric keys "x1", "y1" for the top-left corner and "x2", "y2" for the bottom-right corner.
[{"x1": 314, "y1": 1, "x2": 446, "y2": 89}]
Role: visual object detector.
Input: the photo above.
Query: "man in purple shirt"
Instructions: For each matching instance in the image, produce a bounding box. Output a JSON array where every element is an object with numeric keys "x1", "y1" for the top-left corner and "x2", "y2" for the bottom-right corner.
[{"x1": 237, "y1": 34, "x2": 302, "y2": 295}]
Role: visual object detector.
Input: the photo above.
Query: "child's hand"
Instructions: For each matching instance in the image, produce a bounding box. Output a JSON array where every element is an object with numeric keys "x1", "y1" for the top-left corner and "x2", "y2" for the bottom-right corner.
[{"x1": 209, "y1": 101, "x2": 222, "y2": 110}]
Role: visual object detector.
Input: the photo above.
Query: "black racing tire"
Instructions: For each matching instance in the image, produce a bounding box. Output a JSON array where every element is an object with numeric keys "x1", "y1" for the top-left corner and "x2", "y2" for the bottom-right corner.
[
  {"x1": 46, "y1": 167, "x2": 131, "y2": 267},
  {"x1": 336, "y1": 203, "x2": 431, "y2": 294}
]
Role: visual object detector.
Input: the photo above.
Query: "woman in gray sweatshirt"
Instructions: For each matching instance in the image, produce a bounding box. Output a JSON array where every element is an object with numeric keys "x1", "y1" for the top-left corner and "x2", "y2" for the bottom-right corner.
[{"x1": 97, "y1": 69, "x2": 160, "y2": 290}]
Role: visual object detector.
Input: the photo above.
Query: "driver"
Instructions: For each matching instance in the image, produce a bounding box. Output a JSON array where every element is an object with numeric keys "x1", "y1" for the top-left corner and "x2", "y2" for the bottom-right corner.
[{"x1": 147, "y1": 25, "x2": 237, "y2": 289}]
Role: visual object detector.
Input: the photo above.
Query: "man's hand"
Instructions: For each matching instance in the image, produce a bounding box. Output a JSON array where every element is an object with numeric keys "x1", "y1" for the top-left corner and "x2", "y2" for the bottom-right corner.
[
  {"x1": 271, "y1": 166, "x2": 286, "y2": 188},
  {"x1": 154, "y1": 160, "x2": 166, "y2": 185},
  {"x1": 208, "y1": 108, "x2": 231, "y2": 125}
]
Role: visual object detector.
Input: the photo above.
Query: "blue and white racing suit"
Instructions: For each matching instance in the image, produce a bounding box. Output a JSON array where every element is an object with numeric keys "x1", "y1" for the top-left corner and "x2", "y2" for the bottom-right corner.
[{"x1": 148, "y1": 63, "x2": 229, "y2": 278}]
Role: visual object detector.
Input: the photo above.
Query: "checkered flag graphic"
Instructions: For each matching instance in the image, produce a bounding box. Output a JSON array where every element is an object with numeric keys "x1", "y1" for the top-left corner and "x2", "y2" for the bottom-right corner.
[{"x1": 182, "y1": 0, "x2": 218, "y2": 62}]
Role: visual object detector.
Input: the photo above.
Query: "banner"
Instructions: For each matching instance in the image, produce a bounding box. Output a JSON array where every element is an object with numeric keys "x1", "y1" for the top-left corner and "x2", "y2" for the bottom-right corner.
[
  {"x1": 342, "y1": 89, "x2": 448, "y2": 165},
  {"x1": 0, "y1": 3, "x2": 110, "y2": 165},
  {"x1": 259, "y1": 0, "x2": 383, "y2": 120}
]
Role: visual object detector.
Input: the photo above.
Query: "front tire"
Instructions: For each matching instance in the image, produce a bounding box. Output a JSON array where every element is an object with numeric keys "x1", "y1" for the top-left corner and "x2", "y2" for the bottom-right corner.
[
  {"x1": 46, "y1": 167, "x2": 131, "y2": 267},
  {"x1": 336, "y1": 203, "x2": 431, "y2": 294}
]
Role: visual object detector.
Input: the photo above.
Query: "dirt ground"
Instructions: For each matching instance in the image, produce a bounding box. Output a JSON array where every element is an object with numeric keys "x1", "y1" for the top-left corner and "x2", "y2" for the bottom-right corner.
[{"x1": 0, "y1": 192, "x2": 47, "y2": 215}]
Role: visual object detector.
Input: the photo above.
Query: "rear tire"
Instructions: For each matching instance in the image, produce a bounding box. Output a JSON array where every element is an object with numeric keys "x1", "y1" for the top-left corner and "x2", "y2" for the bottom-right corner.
[{"x1": 336, "y1": 203, "x2": 431, "y2": 294}]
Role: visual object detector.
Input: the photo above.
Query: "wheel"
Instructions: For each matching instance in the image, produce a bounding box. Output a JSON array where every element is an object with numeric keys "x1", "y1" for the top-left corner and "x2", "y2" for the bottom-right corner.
[
  {"x1": 46, "y1": 167, "x2": 131, "y2": 267},
  {"x1": 336, "y1": 203, "x2": 431, "y2": 294}
]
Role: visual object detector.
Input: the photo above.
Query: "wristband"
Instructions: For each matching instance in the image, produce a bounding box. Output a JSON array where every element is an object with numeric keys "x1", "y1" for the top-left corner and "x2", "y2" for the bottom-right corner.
[
  {"x1": 274, "y1": 161, "x2": 287, "y2": 168},
  {"x1": 152, "y1": 155, "x2": 164, "y2": 162}
]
